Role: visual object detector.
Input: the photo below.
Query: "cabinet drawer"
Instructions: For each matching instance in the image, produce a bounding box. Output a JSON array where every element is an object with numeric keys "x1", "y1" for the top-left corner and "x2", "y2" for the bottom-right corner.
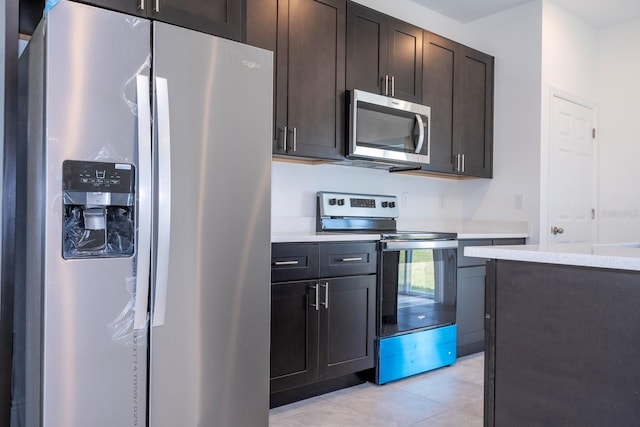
[
  {"x1": 319, "y1": 242, "x2": 377, "y2": 277},
  {"x1": 458, "y1": 238, "x2": 526, "y2": 267},
  {"x1": 272, "y1": 243, "x2": 320, "y2": 282},
  {"x1": 458, "y1": 239, "x2": 492, "y2": 267},
  {"x1": 492, "y1": 238, "x2": 526, "y2": 246}
]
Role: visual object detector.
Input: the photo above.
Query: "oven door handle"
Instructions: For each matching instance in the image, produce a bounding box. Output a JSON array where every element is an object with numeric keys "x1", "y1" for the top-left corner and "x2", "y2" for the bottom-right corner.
[{"x1": 382, "y1": 240, "x2": 458, "y2": 251}]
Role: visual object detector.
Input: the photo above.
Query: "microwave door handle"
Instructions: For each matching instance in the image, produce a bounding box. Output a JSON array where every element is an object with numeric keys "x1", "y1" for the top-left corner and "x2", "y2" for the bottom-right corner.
[{"x1": 414, "y1": 114, "x2": 425, "y2": 154}]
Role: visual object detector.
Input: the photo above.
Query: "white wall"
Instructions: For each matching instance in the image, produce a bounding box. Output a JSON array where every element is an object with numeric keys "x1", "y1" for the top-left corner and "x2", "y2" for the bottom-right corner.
[
  {"x1": 596, "y1": 18, "x2": 640, "y2": 242},
  {"x1": 271, "y1": 162, "x2": 463, "y2": 228},
  {"x1": 538, "y1": 0, "x2": 598, "y2": 243},
  {"x1": 462, "y1": 0, "x2": 543, "y2": 242}
]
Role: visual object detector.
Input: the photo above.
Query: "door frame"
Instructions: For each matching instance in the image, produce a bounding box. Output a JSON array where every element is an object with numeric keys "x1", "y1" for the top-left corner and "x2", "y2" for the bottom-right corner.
[{"x1": 540, "y1": 88, "x2": 598, "y2": 244}]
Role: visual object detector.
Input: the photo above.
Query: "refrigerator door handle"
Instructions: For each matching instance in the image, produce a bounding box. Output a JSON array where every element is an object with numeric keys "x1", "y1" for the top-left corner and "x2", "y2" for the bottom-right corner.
[
  {"x1": 134, "y1": 74, "x2": 152, "y2": 330},
  {"x1": 152, "y1": 76, "x2": 172, "y2": 327}
]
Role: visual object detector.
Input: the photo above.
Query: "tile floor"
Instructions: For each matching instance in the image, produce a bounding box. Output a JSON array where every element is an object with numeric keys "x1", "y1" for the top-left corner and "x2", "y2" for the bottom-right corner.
[{"x1": 269, "y1": 352, "x2": 484, "y2": 427}]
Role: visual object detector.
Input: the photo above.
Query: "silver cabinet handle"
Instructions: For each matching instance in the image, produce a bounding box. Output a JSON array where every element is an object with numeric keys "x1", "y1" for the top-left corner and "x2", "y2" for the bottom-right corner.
[
  {"x1": 391, "y1": 76, "x2": 395, "y2": 97},
  {"x1": 455, "y1": 154, "x2": 460, "y2": 172},
  {"x1": 154, "y1": 0, "x2": 160, "y2": 12},
  {"x1": 551, "y1": 226, "x2": 564, "y2": 235},
  {"x1": 139, "y1": 0, "x2": 145, "y2": 10},
  {"x1": 310, "y1": 284, "x2": 319, "y2": 311},
  {"x1": 383, "y1": 75, "x2": 389, "y2": 96},
  {"x1": 273, "y1": 260, "x2": 299, "y2": 266},
  {"x1": 414, "y1": 114, "x2": 425, "y2": 154},
  {"x1": 282, "y1": 126, "x2": 288, "y2": 151},
  {"x1": 134, "y1": 74, "x2": 152, "y2": 330},
  {"x1": 292, "y1": 127, "x2": 297, "y2": 152},
  {"x1": 321, "y1": 282, "x2": 329, "y2": 309},
  {"x1": 461, "y1": 154, "x2": 465, "y2": 173},
  {"x1": 340, "y1": 257, "x2": 363, "y2": 262},
  {"x1": 152, "y1": 76, "x2": 172, "y2": 327}
]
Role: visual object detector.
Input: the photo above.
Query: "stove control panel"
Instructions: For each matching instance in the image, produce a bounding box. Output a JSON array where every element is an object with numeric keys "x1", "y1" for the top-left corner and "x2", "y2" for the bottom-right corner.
[{"x1": 317, "y1": 191, "x2": 399, "y2": 218}]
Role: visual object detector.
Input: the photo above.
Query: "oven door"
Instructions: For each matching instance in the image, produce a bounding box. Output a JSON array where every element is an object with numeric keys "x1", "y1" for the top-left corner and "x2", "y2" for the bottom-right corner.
[
  {"x1": 349, "y1": 90, "x2": 431, "y2": 165},
  {"x1": 379, "y1": 240, "x2": 457, "y2": 337}
]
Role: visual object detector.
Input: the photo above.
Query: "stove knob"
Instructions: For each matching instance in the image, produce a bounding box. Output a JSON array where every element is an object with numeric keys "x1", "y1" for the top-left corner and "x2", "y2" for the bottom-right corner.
[
  {"x1": 389, "y1": 201, "x2": 396, "y2": 208},
  {"x1": 381, "y1": 201, "x2": 389, "y2": 208},
  {"x1": 337, "y1": 199, "x2": 345, "y2": 206},
  {"x1": 328, "y1": 198, "x2": 337, "y2": 206}
]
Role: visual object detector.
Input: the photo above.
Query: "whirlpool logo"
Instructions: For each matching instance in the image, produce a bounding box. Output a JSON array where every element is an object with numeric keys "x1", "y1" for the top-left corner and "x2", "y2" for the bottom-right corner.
[{"x1": 242, "y1": 60, "x2": 262, "y2": 70}]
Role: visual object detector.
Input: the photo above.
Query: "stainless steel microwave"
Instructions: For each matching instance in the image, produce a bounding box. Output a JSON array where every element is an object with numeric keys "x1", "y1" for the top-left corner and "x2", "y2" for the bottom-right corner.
[{"x1": 348, "y1": 89, "x2": 431, "y2": 166}]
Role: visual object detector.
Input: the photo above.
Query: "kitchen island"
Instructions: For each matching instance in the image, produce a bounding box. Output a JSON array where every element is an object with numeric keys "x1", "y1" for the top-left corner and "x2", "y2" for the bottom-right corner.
[{"x1": 465, "y1": 243, "x2": 640, "y2": 427}]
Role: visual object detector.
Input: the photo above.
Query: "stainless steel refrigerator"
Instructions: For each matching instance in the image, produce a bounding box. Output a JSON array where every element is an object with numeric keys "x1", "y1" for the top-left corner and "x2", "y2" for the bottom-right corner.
[{"x1": 16, "y1": 1, "x2": 273, "y2": 426}]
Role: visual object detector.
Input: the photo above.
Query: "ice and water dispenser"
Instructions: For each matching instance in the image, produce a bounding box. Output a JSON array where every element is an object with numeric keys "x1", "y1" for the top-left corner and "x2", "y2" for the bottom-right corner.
[{"x1": 62, "y1": 160, "x2": 135, "y2": 258}]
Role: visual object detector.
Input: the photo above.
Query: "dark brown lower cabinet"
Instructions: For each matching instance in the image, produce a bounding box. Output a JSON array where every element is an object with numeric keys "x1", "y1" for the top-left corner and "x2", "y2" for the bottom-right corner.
[
  {"x1": 270, "y1": 280, "x2": 319, "y2": 393},
  {"x1": 270, "y1": 275, "x2": 376, "y2": 394},
  {"x1": 270, "y1": 241, "x2": 377, "y2": 406},
  {"x1": 456, "y1": 238, "x2": 525, "y2": 357}
]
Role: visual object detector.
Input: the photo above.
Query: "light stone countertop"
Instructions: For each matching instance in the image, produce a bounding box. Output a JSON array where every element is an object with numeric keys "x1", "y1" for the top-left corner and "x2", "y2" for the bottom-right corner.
[
  {"x1": 271, "y1": 217, "x2": 529, "y2": 243},
  {"x1": 271, "y1": 232, "x2": 381, "y2": 243},
  {"x1": 465, "y1": 243, "x2": 640, "y2": 271},
  {"x1": 456, "y1": 232, "x2": 528, "y2": 240}
]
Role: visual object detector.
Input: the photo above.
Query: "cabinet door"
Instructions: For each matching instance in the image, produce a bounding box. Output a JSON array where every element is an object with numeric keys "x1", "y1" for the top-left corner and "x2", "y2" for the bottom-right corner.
[
  {"x1": 421, "y1": 32, "x2": 457, "y2": 174},
  {"x1": 318, "y1": 275, "x2": 376, "y2": 380},
  {"x1": 148, "y1": 0, "x2": 244, "y2": 41},
  {"x1": 346, "y1": 2, "x2": 422, "y2": 103},
  {"x1": 246, "y1": 0, "x2": 278, "y2": 144},
  {"x1": 283, "y1": 0, "x2": 346, "y2": 160},
  {"x1": 386, "y1": 19, "x2": 422, "y2": 103},
  {"x1": 346, "y1": 2, "x2": 387, "y2": 96},
  {"x1": 75, "y1": 0, "x2": 146, "y2": 16},
  {"x1": 455, "y1": 45, "x2": 494, "y2": 178},
  {"x1": 456, "y1": 266, "x2": 486, "y2": 356},
  {"x1": 270, "y1": 281, "x2": 319, "y2": 393}
]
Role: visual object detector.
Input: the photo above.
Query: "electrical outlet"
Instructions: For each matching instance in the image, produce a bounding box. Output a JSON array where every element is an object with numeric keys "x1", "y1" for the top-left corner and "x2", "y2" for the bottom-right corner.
[{"x1": 514, "y1": 194, "x2": 524, "y2": 210}]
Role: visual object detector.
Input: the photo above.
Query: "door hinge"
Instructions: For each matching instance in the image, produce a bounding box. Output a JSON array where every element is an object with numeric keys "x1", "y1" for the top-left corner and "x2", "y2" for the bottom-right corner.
[{"x1": 592, "y1": 128, "x2": 596, "y2": 139}]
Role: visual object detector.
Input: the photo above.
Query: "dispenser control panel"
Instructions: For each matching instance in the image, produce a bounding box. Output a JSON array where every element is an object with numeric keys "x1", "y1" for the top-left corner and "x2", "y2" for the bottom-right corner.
[{"x1": 63, "y1": 160, "x2": 135, "y2": 194}]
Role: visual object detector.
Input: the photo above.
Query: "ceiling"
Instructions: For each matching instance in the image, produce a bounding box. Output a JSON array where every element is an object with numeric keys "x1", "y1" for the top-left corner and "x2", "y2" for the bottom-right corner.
[{"x1": 411, "y1": 0, "x2": 640, "y2": 28}]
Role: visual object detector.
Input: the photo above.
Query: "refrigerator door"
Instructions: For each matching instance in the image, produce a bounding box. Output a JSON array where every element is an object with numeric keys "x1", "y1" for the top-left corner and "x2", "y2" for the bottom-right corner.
[
  {"x1": 149, "y1": 23, "x2": 273, "y2": 427},
  {"x1": 23, "y1": 2, "x2": 150, "y2": 426}
]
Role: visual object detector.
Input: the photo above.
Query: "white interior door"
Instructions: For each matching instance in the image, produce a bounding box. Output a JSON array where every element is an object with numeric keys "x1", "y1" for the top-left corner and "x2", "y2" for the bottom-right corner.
[{"x1": 548, "y1": 94, "x2": 597, "y2": 243}]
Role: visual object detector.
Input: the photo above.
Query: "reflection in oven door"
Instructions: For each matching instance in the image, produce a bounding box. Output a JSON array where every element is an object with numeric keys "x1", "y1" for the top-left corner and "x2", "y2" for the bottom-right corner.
[
  {"x1": 380, "y1": 247, "x2": 457, "y2": 337},
  {"x1": 376, "y1": 240, "x2": 458, "y2": 384}
]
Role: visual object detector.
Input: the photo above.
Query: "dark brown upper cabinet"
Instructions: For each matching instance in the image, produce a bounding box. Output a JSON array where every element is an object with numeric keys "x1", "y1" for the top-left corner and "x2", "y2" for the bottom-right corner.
[
  {"x1": 247, "y1": 0, "x2": 346, "y2": 161},
  {"x1": 346, "y1": 1, "x2": 422, "y2": 103},
  {"x1": 146, "y1": 0, "x2": 244, "y2": 41},
  {"x1": 29, "y1": 0, "x2": 246, "y2": 41},
  {"x1": 421, "y1": 32, "x2": 456, "y2": 174},
  {"x1": 455, "y1": 45, "x2": 494, "y2": 178},
  {"x1": 422, "y1": 32, "x2": 494, "y2": 178}
]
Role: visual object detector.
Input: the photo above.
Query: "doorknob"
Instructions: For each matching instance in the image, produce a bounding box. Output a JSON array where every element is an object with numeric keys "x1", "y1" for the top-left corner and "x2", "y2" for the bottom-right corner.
[{"x1": 551, "y1": 226, "x2": 564, "y2": 235}]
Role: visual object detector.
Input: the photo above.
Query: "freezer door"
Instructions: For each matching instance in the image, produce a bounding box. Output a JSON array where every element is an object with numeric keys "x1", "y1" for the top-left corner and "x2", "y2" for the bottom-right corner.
[
  {"x1": 149, "y1": 23, "x2": 273, "y2": 427},
  {"x1": 22, "y1": 2, "x2": 151, "y2": 427}
]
